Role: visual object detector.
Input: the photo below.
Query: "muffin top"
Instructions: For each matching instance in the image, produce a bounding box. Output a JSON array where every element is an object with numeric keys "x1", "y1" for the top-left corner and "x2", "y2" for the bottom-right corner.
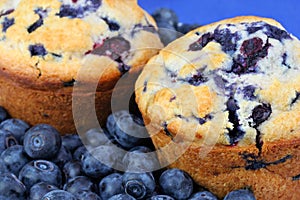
[
  {"x1": 135, "y1": 16, "x2": 300, "y2": 148},
  {"x1": 0, "y1": 0, "x2": 162, "y2": 89}
]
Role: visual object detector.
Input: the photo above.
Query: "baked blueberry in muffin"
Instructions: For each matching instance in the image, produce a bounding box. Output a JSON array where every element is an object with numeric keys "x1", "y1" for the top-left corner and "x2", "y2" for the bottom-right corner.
[{"x1": 135, "y1": 16, "x2": 300, "y2": 199}]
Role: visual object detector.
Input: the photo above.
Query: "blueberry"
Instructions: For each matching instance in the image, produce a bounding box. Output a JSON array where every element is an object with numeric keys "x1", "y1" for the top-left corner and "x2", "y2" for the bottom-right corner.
[
  {"x1": 108, "y1": 194, "x2": 136, "y2": 200},
  {"x1": 73, "y1": 145, "x2": 88, "y2": 161},
  {"x1": 155, "y1": 21, "x2": 178, "y2": 46},
  {"x1": 0, "y1": 118, "x2": 29, "y2": 143},
  {"x1": 123, "y1": 146, "x2": 159, "y2": 172},
  {"x1": 188, "y1": 191, "x2": 218, "y2": 200},
  {"x1": 51, "y1": 145, "x2": 73, "y2": 169},
  {"x1": 29, "y1": 44, "x2": 47, "y2": 56},
  {"x1": 62, "y1": 134, "x2": 83, "y2": 153},
  {"x1": 2, "y1": 17, "x2": 14, "y2": 32},
  {"x1": 0, "y1": 127, "x2": 19, "y2": 152},
  {"x1": 264, "y1": 24, "x2": 291, "y2": 41},
  {"x1": 106, "y1": 110, "x2": 146, "y2": 149},
  {"x1": 57, "y1": 5, "x2": 85, "y2": 18},
  {"x1": 0, "y1": 173, "x2": 26, "y2": 199},
  {"x1": 27, "y1": 17, "x2": 43, "y2": 33},
  {"x1": 189, "y1": 32, "x2": 214, "y2": 51},
  {"x1": 251, "y1": 104, "x2": 272, "y2": 127},
  {"x1": 0, "y1": 107, "x2": 8, "y2": 123},
  {"x1": 214, "y1": 28, "x2": 239, "y2": 53},
  {"x1": 176, "y1": 23, "x2": 200, "y2": 34},
  {"x1": 102, "y1": 17, "x2": 120, "y2": 31},
  {"x1": 63, "y1": 175, "x2": 95, "y2": 194},
  {"x1": 29, "y1": 182, "x2": 58, "y2": 200},
  {"x1": 242, "y1": 85, "x2": 256, "y2": 100},
  {"x1": 0, "y1": 145, "x2": 29, "y2": 176},
  {"x1": 150, "y1": 195, "x2": 175, "y2": 200},
  {"x1": 223, "y1": 189, "x2": 256, "y2": 200},
  {"x1": 23, "y1": 124, "x2": 61, "y2": 159},
  {"x1": 122, "y1": 172, "x2": 156, "y2": 199},
  {"x1": 240, "y1": 37, "x2": 263, "y2": 56},
  {"x1": 41, "y1": 190, "x2": 77, "y2": 200},
  {"x1": 18, "y1": 160, "x2": 62, "y2": 188},
  {"x1": 0, "y1": 161, "x2": 8, "y2": 174},
  {"x1": 185, "y1": 71, "x2": 208, "y2": 86},
  {"x1": 152, "y1": 8, "x2": 178, "y2": 27},
  {"x1": 75, "y1": 190, "x2": 101, "y2": 200},
  {"x1": 99, "y1": 173, "x2": 124, "y2": 200},
  {"x1": 82, "y1": 128, "x2": 110, "y2": 147},
  {"x1": 63, "y1": 160, "x2": 83, "y2": 180},
  {"x1": 81, "y1": 146, "x2": 116, "y2": 178},
  {"x1": 159, "y1": 168, "x2": 193, "y2": 200}
]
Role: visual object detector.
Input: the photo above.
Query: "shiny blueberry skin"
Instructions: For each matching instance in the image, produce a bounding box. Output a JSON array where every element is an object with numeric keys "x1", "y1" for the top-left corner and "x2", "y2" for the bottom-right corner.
[
  {"x1": 0, "y1": 145, "x2": 29, "y2": 176},
  {"x1": 188, "y1": 191, "x2": 218, "y2": 200},
  {"x1": 99, "y1": 173, "x2": 124, "y2": 199},
  {"x1": 123, "y1": 172, "x2": 156, "y2": 199},
  {"x1": 106, "y1": 110, "x2": 146, "y2": 150},
  {"x1": 41, "y1": 190, "x2": 77, "y2": 200},
  {"x1": 51, "y1": 145, "x2": 73, "y2": 169},
  {"x1": 150, "y1": 195, "x2": 175, "y2": 200},
  {"x1": 63, "y1": 160, "x2": 83, "y2": 181},
  {"x1": 81, "y1": 147, "x2": 115, "y2": 179},
  {"x1": 82, "y1": 128, "x2": 110, "y2": 147},
  {"x1": 63, "y1": 176, "x2": 95, "y2": 194},
  {"x1": 108, "y1": 194, "x2": 136, "y2": 200},
  {"x1": 0, "y1": 129, "x2": 18, "y2": 155},
  {"x1": 0, "y1": 118, "x2": 29, "y2": 143},
  {"x1": 0, "y1": 107, "x2": 9, "y2": 123},
  {"x1": 18, "y1": 160, "x2": 62, "y2": 189},
  {"x1": 223, "y1": 189, "x2": 256, "y2": 200},
  {"x1": 0, "y1": 173, "x2": 26, "y2": 200},
  {"x1": 159, "y1": 168, "x2": 193, "y2": 200},
  {"x1": 62, "y1": 134, "x2": 83, "y2": 153},
  {"x1": 29, "y1": 182, "x2": 58, "y2": 200},
  {"x1": 73, "y1": 145, "x2": 88, "y2": 161},
  {"x1": 75, "y1": 190, "x2": 101, "y2": 200},
  {"x1": 23, "y1": 124, "x2": 61, "y2": 159}
]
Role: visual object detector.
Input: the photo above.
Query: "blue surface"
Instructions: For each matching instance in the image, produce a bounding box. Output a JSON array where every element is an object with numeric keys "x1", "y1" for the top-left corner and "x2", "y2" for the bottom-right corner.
[{"x1": 138, "y1": 0, "x2": 300, "y2": 38}]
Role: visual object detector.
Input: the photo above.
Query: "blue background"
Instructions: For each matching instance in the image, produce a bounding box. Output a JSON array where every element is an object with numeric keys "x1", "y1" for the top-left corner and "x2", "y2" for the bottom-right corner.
[{"x1": 139, "y1": 0, "x2": 300, "y2": 38}]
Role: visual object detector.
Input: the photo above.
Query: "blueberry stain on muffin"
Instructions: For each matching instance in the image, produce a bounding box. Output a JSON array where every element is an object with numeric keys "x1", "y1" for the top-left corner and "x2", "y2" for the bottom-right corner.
[
  {"x1": 2, "y1": 17, "x2": 14, "y2": 32},
  {"x1": 214, "y1": 27, "x2": 240, "y2": 53},
  {"x1": 264, "y1": 23, "x2": 292, "y2": 41},
  {"x1": 0, "y1": 9, "x2": 14, "y2": 18},
  {"x1": 27, "y1": 8, "x2": 48, "y2": 33},
  {"x1": 251, "y1": 104, "x2": 272, "y2": 127},
  {"x1": 290, "y1": 91, "x2": 300, "y2": 106},
  {"x1": 189, "y1": 32, "x2": 214, "y2": 51},
  {"x1": 57, "y1": 0, "x2": 102, "y2": 18},
  {"x1": 101, "y1": 17, "x2": 120, "y2": 31},
  {"x1": 242, "y1": 85, "x2": 256, "y2": 100},
  {"x1": 29, "y1": 44, "x2": 47, "y2": 57}
]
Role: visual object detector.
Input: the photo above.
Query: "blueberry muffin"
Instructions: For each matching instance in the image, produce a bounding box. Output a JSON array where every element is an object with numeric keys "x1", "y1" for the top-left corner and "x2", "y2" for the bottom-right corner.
[
  {"x1": 135, "y1": 16, "x2": 300, "y2": 199},
  {"x1": 0, "y1": 0, "x2": 163, "y2": 133}
]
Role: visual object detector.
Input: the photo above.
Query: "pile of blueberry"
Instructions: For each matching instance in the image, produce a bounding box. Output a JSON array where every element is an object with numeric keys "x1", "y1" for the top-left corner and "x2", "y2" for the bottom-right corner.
[
  {"x1": 0, "y1": 105, "x2": 256, "y2": 200},
  {"x1": 151, "y1": 8, "x2": 201, "y2": 45}
]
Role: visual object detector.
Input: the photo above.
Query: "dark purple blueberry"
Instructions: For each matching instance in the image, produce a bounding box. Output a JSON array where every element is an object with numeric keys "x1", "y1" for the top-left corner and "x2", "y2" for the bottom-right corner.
[
  {"x1": 150, "y1": 195, "x2": 175, "y2": 200},
  {"x1": 214, "y1": 28, "x2": 239, "y2": 53},
  {"x1": 29, "y1": 182, "x2": 58, "y2": 200},
  {"x1": 0, "y1": 118, "x2": 29, "y2": 143},
  {"x1": 108, "y1": 194, "x2": 136, "y2": 200},
  {"x1": 0, "y1": 161, "x2": 8, "y2": 174},
  {"x1": 23, "y1": 124, "x2": 61, "y2": 159},
  {"x1": 188, "y1": 191, "x2": 218, "y2": 200},
  {"x1": 159, "y1": 168, "x2": 193, "y2": 200},
  {"x1": 75, "y1": 190, "x2": 101, "y2": 200},
  {"x1": 242, "y1": 85, "x2": 256, "y2": 100},
  {"x1": 63, "y1": 160, "x2": 83, "y2": 180},
  {"x1": 185, "y1": 71, "x2": 208, "y2": 86},
  {"x1": 27, "y1": 17, "x2": 43, "y2": 33},
  {"x1": 63, "y1": 176, "x2": 96, "y2": 194},
  {"x1": 240, "y1": 37, "x2": 263, "y2": 57},
  {"x1": 123, "y1": 146, "x2": 159, "y2": 172},
  {"x1": 51, "y1": 145, "x2": 73, "y2": 169},
  {"x1": 0, "y1": 173, "x2": 26, "y2": 199},
  {"x1": 106, "y1": 110, "x2": 146, "y2": 150},
  {"x1": 82, "y1": 128, "x2": 110, "y2": 147},
  {"x1": 57, "y1": 5, "x2": 85, "y2": 18},
  {"x1": 81, "y1": 148, "x2": 114, "y2": 179},
  {"x1": 0, "y1": 107, "x2": 8, "y2": 123},
  {"x1": 223, "y1": 189, "x2": 256, "y2": 200},
  {"x1": 41, "y1": 190, "x2": 77, "y2": 200},
  {"x1": 264, "y1": 24, "x2": 291, "y2": 41},
  {"x1": 29, "y1": 44, "x2": 47, "y2": 56},
  {"x1": 176, "y1": 23, "x2": 200, "y2": 34},
  {"x1": 91, "y1": 36, "x2": 130, "y2": 61},
  {"x1": 247, "y1": 25, "x2": 263, "y2": 34},
  {"x1": 0, "y1": 145, "x2": 29, "y2": 176},
  {"x1": 122, "y1": 172, "x2": 156, "y2": 199},
  {"x1": 152, "y1": 8, "x2": 178, "y2": 27},
  {"x1": 0, "y1": 9, "x2": 14, "y2": 18},
  {"x1": 99, "y1": 173, "x2": 124, "y2": 200},
  {"x1": 0, "y1": 129, "x2": 18, "y2": 155},
  {"x1": 251, "y1": 104, "x2": 272, "y2": 127},
  {"x1": 73, "y1": 145, "x2": 88, "y2": 161},
  {"x1": 189, "y1": 32, "x2": 214, "y2": 51},
  {"x1": 62, "y1": 134, "x2": 83, "y2": 153},
  {"x1": 102, "y1": 17, "x2": 120, "y2": 31},
  {"x1": 291, "y1": 91, "x2": 300, "y2": 106},
  {"x1": 18, "y1": 160, "x2": 62, "y2": 189},
  {"x1": 2, "y1": 17, "x2": 14, "y2": 32}
]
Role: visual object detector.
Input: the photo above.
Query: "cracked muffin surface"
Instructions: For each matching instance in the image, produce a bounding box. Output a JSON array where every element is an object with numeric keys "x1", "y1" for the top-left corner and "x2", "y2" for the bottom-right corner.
[
  {"x1": 135, "y1": 16, "x2": 300, "y2": 199},
  {"x1": 0, "y1": 0, "x2": 162, "y2": 133}
]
